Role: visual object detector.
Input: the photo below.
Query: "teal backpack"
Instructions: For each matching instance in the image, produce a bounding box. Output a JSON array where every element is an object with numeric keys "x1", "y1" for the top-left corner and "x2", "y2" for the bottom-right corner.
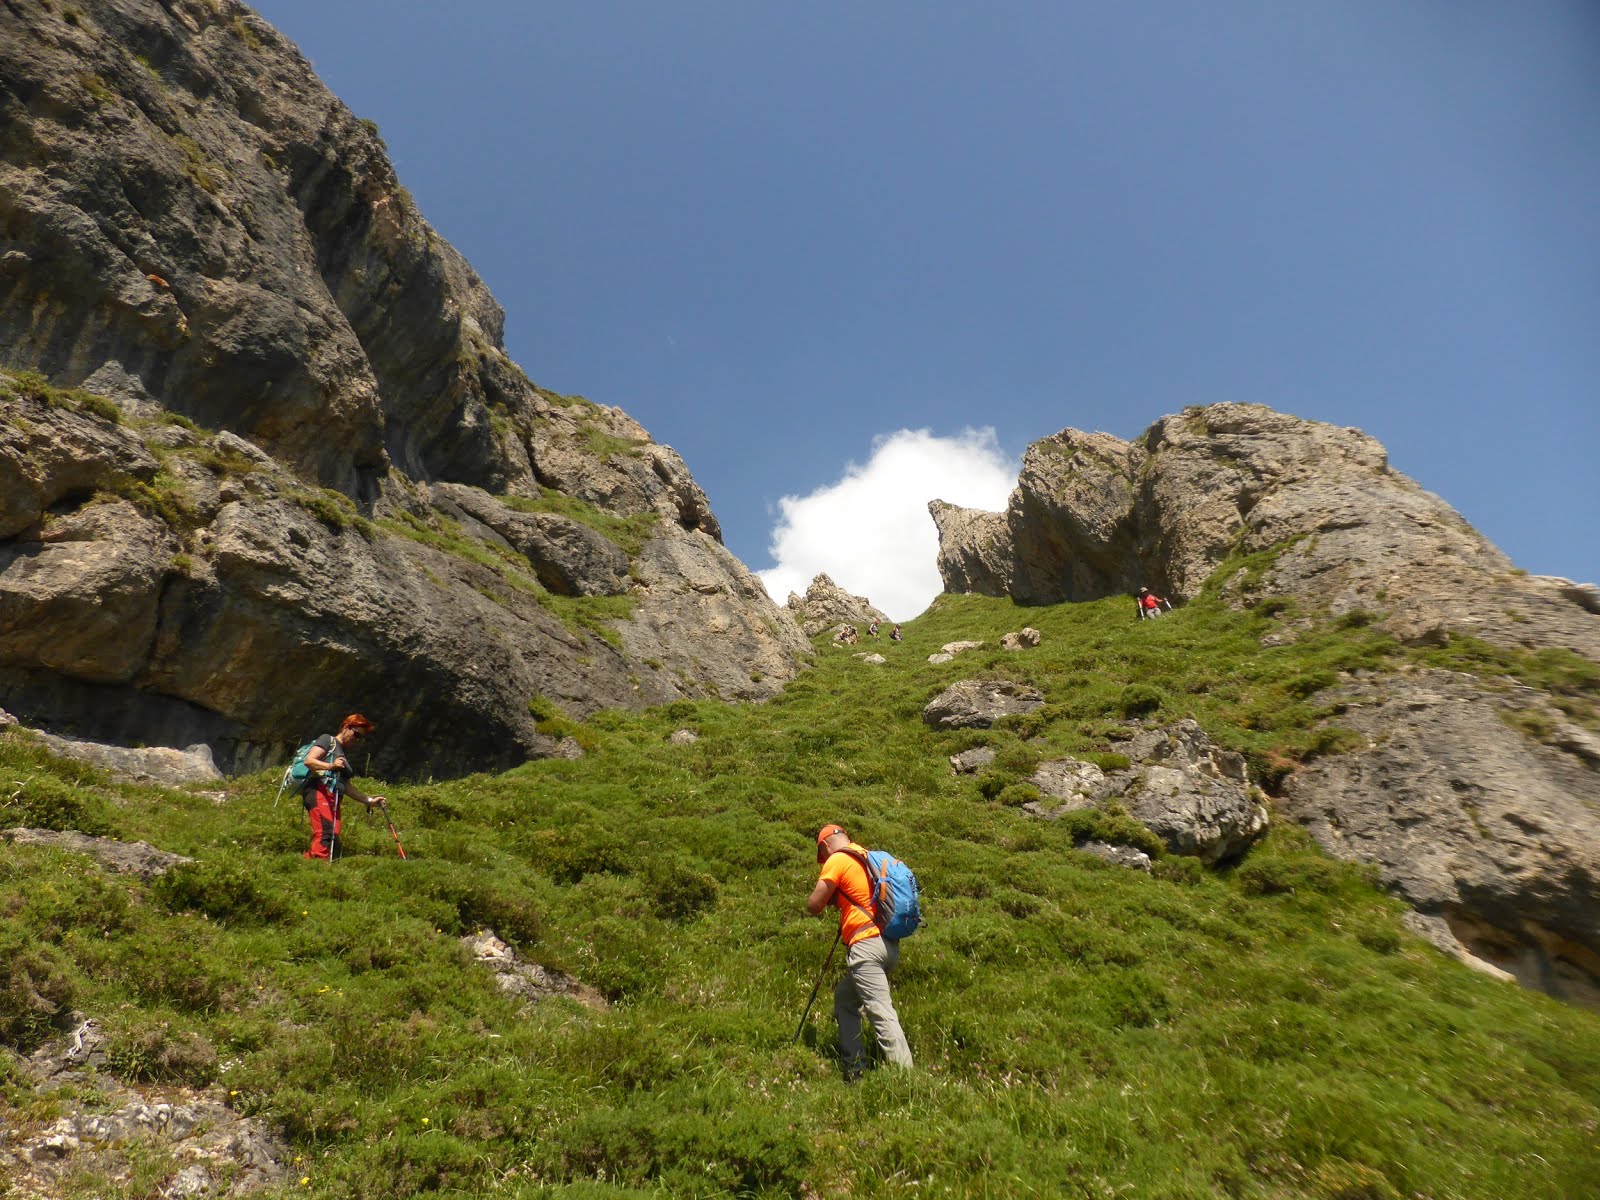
[
  {"x1": 274, "y1": 740, "x2": 326, "y2": 807},
  {"x1": 841, "y1": 847, "x2": 923, "y2": 940}
]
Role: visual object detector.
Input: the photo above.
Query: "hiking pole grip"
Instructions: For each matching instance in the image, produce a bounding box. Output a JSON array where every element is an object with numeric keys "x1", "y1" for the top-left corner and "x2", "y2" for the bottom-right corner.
[{"x1": 792, "y1": 926, "x2": 843, "y2": 1044}]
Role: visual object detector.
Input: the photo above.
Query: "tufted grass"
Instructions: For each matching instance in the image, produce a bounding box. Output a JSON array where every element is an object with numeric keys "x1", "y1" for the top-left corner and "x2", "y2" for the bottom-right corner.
[{"x1": 1, "y1": 577, "x2": 1597, "y2": 1198}]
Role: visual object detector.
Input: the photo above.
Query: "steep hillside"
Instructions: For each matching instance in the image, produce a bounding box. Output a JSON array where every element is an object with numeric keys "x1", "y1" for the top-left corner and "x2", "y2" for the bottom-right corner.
[
  {"x1": 4, "y1": 584, "x2": 1599, "y2": 1198},
  {"x1": 933, "y1": 404, "x2": 1600, "y2": 1006},
  {"x1": 0, "y1": 0, "x2": 808, "y2": 778}
]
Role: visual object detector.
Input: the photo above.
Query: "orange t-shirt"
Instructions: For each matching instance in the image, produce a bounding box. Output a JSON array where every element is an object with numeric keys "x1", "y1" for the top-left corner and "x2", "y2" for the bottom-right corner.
[{"x1": 819, "y1": 844, "x2": 880, "y2": 946}]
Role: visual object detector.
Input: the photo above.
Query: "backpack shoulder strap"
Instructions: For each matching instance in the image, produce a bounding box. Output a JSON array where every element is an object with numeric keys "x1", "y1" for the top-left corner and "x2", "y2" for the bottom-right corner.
[{"x1": 834, "y1": 846, "x2": 883, "y2": 927}]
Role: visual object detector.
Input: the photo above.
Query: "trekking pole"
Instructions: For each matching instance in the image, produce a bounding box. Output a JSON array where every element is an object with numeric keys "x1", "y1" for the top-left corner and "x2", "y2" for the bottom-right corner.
[
  {"x1": 378, "y1": 801, "x2": 407, "y2": 860},
  {"x1": 792, "y1": 926, "x2": 843, "y2": 1044}
]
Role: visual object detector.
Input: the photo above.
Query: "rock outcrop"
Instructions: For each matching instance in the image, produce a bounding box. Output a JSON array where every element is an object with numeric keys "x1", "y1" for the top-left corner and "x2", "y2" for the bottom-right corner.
[
  {"x1": 922, "y1": 680, "x2": 1045, "y2": 730},
  {"x1": 930, "y1": 404, "x2": 1600, "y2": 661},
  {"x1": 1282, "y1": 672, "x2": 1600, "y2": 1007},
  {"x1": 26, "y1": 730, "x2": 221, "y2": 787},
  {"x1": 462, "y1": 930, "x2": 606, "y2": 1011},
  {"x1": 933, "y1": 402, "x2": 1600, "y2": 1000},
  {"x1": 785, "y1": 573, "x2": 887, "y2": 638},
  {"x1": 0, "y1": 1, "x2": 808, "y2": 777},
  {"x1": 1026, "y1": 719, "x2": 1268, "y2": 865},
  {"x1": 3, "y1": 828, "x2": 193, "y2": 880},
  {"x1": 7, "y1": 1013, "x2": 288, "y2": 1198}
]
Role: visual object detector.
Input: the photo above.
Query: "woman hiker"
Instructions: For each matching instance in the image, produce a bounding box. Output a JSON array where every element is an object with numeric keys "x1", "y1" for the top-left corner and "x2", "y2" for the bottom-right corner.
[{"x1": 302, "y1": 713, "x2": 386, "y2": 861}]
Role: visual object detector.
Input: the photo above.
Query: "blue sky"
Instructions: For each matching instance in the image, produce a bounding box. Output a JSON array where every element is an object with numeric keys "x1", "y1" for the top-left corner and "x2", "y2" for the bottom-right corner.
[{"x1": 251, "y1": 1, "x2": 1599, "y2": 617}]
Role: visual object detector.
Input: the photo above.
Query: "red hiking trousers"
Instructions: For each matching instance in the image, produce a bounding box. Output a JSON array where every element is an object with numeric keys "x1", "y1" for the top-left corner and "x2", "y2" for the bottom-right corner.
[{"x1": 305, "y1": 785, "x2": 342, "y2": 860}]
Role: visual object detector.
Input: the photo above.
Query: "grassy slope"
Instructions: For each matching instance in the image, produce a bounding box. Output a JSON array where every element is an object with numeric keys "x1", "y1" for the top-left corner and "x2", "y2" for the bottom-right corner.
[{"x1": 3, "y1": 584, "x2": 1598, "y2": 1200}]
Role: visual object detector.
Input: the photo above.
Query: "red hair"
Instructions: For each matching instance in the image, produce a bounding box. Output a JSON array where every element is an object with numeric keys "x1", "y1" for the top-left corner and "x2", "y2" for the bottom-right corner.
[{"x1": 340, "y1": 713, "x2": 376, "y2": 735}]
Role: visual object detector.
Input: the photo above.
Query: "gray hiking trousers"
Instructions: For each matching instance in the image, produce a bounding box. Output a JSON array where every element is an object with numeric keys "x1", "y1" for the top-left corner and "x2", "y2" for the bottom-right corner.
[{"x1": 834, "y1": 934, "x2": 912, "y2": 1070}]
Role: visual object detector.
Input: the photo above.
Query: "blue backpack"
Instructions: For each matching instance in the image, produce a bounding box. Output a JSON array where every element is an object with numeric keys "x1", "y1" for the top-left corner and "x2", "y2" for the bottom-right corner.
[{"x1": 842, "y1": 847, "x2": 923, "y2": 940}]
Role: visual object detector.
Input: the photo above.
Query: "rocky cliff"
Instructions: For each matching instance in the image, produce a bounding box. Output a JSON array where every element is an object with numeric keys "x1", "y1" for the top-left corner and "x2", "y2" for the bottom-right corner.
[
  {"x1": 0, "y1": 0, "x2": 808, "y2": 777},
  {"x1": 932, "y1": 403, "x2": 1598, "y2": 658},
  {"x1": 933, "y1": 402, "x2": 1600, "y2": 1003}
]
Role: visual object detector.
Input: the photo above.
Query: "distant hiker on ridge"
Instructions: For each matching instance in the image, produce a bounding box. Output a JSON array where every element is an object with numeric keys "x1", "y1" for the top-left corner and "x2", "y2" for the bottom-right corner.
[
  {"x1": 302, "y1": 714, "x2": 386, "y2": 861},
  {"x1": 807, "y1": 823, "x2": 913, "y2": 1075}
]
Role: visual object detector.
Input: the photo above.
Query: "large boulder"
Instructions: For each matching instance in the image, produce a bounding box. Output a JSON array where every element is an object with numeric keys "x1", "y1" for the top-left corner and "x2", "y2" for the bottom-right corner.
[
  {"x1": 922, "y1": 679, "x2": 1045, "y2": 730},
  {"x1": 26, "y1": 731, "x2": 222, "y2": 788},
  {"x1": 0, "y1": 3, "x2": 810, "y2": 777},
  {"x1": 1282, "y1": 671, "x2": 1600, "y2": 1006},
  {"x1": 1115, "y1": 720, "x2": 1267, "y2": 864},
  {"x1": 1026, "y1": 719, "x2": 1267, "y2": 865}
]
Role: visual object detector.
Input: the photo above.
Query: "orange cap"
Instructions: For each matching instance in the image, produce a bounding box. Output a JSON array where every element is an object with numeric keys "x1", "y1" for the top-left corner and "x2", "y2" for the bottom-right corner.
[{"x1": 816, "y1": 824, "x2": 847, "y2": 862}]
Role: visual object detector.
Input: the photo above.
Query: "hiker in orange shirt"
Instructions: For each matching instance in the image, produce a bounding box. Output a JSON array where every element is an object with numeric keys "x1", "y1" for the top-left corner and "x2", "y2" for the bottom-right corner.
[{"x1": 806, "y1": 823, "x2": 913, "y2": 1074}]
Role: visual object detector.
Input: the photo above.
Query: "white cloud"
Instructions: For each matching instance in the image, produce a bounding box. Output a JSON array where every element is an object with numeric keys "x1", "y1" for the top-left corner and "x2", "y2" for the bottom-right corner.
[{"x1": 757, "y1": 428, "x2": 1017, "y2": 622}]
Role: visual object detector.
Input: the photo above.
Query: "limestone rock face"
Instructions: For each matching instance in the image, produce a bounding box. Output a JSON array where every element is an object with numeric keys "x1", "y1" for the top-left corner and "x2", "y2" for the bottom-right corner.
[
  {"x1": 922, "y1": 680, "x2": 1045, "y2": 730},
  {"x1": 1282, "y1": 672, "x2": 1600, "y2": 1006},
  {"x1": 931, "y1": 403, "x2": 1600, "y2": 661},
  {"x1": 0, "y1": 3, "x2": 808, "y2": 777},
  {"x1": 785, "y1": 573, "x2": 887, "y2": 638}
]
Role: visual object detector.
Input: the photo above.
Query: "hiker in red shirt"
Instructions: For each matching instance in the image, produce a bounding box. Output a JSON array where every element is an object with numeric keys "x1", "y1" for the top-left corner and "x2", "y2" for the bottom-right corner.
[
  {"x1": 1137, "y1": 586, "x2": 1168, "y2": 620},
  {"x1": 806, "y1": 823, "x2": 913, "y2": 1074},
  {"x1": 301, "y1": 714, "x2": 386, "y2": 861}
]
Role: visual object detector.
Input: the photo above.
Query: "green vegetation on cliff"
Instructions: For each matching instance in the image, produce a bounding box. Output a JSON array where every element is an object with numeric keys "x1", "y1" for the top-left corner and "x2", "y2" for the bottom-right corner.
[{"x1": 3, "y1": 587, "x2": 1597, "y2": 1199}]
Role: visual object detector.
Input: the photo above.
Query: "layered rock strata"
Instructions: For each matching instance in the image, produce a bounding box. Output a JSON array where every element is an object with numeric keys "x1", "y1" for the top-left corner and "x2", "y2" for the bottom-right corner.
[
  {"x1": 1283, "y1": 672, "x2": 1600, "y2": 1007},
  {"x1": 0, "y1": 1, "x2": 808, "y2": 776}
]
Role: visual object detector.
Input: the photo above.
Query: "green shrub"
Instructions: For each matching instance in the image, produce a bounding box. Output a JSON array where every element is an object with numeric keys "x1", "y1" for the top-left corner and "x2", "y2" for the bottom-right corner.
[
  {"x1": 1235, "y1": 854, "x2": 1351, "y2": 898},
  {"x1": 991, "y1": 741, "x2": 1041, "y2": 776},
  {"x1": 0, "y1": 767, "x2": 116, "y2": 835},
  {"x1": 106, "y1": 939, "x2": 233, "y2": 1012},
  {"x1": 460, "y1": 883, "x2": 542, "y2": 947},
  {"x1": 1152, "y1": 856, "x2": 1205, "y2": 886},
  {"x1": 1336, "y1": 607, "x2": 1380, "y2": 629},
  {"x1": 1350, "y1": 916, "x2": 1403, "y2": 955},
  {"x1": 1088, "y1": 751, "x2": 1131, "y2": 772},
  {"x1": 642, "y1": 861, "x2": 718, "y2": 922},
  {"x1": 974, "y1": 769, "x2": 1012, "y2": 801},
  {"x1": 1055, "y1": 804, "x2": 1165, "y2": 858},
  {"x1": 107, "y1": 1019, "x2": 218, "y2": 1085},
  {"x1": 292, "y1": 488, "x2": 356, "y2": 530},
  {"x1": 525, "y1": 827, "x2": 634, "y2": 885},
  {"x1": 152, "y1": 859, "x2": 286, "y2": 924},
  {"x1": 0, "y1": 930, "x2": 76, "y2": 1051},
  {"x1": 1097, "y1": 968, "x2": 1173, "y2": 1029},
  {"x1": 1000, "y1": 709, "x2": 1047, "y2": 739},
  {"x1": 528, "y1": 693, "x2": 600, "y2": 751},
  {"x1": 1286, "y1": 669, "x2": 1339, "y2": 698},
  {"x1": 1117, "y1": 683, "x2": 1164, "y2": 718},
  {"x1": 996, "y1": 782, "x2": 1041, "y2": 808}
]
